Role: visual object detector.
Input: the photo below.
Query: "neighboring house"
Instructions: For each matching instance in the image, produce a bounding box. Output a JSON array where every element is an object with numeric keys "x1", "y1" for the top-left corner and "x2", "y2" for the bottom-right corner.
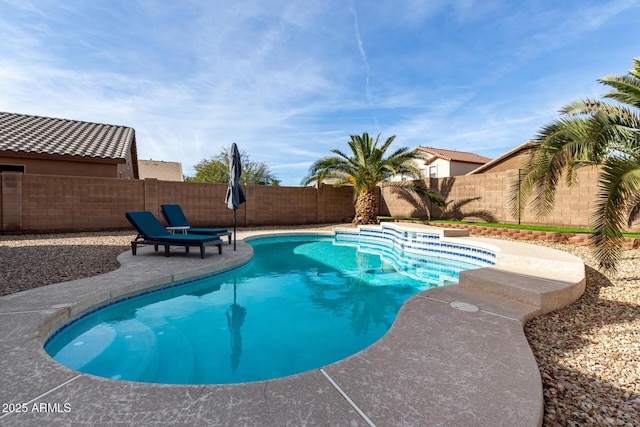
[
  {"x1": 391, "y1": 146, "x2": 492, "y2": 180},
  {"x1": 467, "y1": 141, "x2": 535, "y2": 174},
  {"x1": 138, "y1": 159, "x2": 184, "y2": 182},
  {"x1": 0, "y1": 112, "x2": 138, "y2": 178}
]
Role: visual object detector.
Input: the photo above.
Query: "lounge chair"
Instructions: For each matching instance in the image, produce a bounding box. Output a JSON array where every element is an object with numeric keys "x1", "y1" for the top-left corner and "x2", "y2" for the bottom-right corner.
[
  {"x1": 125, "y1": 211, "x2": 222, "y2": 259},
  {"x1": 160, "y1": 204, "x2": 232, "y2": 244}
]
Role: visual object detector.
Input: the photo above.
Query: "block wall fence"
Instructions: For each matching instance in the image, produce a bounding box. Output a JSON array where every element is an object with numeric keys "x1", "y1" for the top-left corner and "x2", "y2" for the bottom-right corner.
[
  {"x1": 380, "y1": 166, "x2": 630, "y2": 229},
  {"x1": 0, "y1": 173, "x2": 355, "y2": 233},
  {"x1": 2, "y1": 166, "x2": 639, "y2": 234},
  {"x1": 382, "y1": 165, "x2": 637, "y2": 232}
]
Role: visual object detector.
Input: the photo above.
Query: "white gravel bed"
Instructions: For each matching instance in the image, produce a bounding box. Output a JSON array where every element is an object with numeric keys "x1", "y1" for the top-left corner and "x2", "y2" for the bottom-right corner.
[
  {"x1": 518, "y1": 240, "x2": 640, "y2": 426},
  {"x1": 1, "y1": 229, "x2": 638, "y2": 426}
]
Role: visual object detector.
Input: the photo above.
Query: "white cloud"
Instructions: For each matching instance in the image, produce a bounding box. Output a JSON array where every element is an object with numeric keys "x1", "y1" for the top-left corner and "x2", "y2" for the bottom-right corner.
[{"x1": 1, "y1": 0, "x2": 640, "y2": 185}]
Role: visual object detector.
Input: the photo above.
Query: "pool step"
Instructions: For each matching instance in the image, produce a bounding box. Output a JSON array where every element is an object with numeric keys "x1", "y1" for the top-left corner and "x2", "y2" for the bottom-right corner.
[
  {"x1": 457, "y1": 267, "x2": 585, "y2": 315},
  {"x1": 82, "y1": 319, "x2": 158, "y2": 381}
]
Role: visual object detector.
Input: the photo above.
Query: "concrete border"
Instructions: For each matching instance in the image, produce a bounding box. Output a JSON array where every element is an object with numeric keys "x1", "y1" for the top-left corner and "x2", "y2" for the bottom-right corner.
[{"x1": 0, "y1": 224, "x2": 585, "y2": 426}]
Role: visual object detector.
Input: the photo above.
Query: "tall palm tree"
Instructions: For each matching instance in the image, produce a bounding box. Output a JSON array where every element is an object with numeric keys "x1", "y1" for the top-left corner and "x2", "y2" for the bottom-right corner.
[
  {"x1": 302, "y1": 133, "x2": 445, "y2": 225},
  {"x1": 511, "y1": 57, "x2": 640, "y2": 273}
]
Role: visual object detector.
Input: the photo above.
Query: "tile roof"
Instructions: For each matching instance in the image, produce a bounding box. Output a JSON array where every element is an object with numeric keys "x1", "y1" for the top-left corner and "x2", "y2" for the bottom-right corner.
[
  {"x1": 416, "y1": 146, "x2": 492, "y2": 164},
  {"x1": 0, "y1": 111, "x2": 135, "y2": 161},
  {"x1": 138, "y1": 159, "x2": 184, "y2": 182}
]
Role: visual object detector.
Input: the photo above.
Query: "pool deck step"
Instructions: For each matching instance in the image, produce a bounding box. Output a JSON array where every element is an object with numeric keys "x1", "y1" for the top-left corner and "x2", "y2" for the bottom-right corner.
[{"x1": 458, "y1": 266, "x2": 585, "y2": 317}]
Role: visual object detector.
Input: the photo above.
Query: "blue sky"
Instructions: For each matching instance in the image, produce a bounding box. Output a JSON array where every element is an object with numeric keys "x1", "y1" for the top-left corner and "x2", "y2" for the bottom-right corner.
[{"x1": 1, "y1": 0, "x2": 639, "y2": 185}]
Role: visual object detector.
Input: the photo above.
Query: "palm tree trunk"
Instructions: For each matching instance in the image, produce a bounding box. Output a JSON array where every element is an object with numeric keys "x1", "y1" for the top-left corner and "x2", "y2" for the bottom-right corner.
[{"x1": 354, "y1": 189, "x2": 379, "y2": 225}]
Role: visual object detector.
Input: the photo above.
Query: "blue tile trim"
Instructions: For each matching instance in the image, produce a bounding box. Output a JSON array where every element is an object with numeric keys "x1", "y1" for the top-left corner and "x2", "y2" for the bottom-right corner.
[{"x1": 335, "y1": 224, "x2": 496, "y2": 268}]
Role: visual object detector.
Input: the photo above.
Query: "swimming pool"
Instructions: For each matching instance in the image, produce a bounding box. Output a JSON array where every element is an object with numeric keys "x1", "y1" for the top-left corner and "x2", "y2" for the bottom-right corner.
[{"x1": 45, "y1": 232, "x2": 493, "y2": 384}]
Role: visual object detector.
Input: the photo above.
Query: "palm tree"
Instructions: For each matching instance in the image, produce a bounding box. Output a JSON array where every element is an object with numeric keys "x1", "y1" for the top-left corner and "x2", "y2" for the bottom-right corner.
[
  {"x1": 302, "y1": 132, "x2": 445, "y2": 225},
  {"x1": 511, "y1": 57, "x2": 640, "y2": 273}
]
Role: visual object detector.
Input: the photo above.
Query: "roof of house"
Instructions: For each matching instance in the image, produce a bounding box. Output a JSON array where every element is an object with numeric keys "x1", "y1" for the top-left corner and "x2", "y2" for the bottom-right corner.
[
  {"x1": 467, "y1": 141, "x2": 535, "y2": 174},
  {"x1": 0, "y1": 111, "x2": 135, "y2": 161},
  {"x1": 415, "y1": 146, "x2": 492, "y2": 164},
  {"x1": 138, "y1": 159, "x2": 184, "y2": 182}
]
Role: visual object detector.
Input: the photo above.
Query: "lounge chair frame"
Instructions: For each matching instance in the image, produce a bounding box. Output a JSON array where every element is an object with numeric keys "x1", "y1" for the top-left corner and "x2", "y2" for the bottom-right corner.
[
  {"x1": 126, "y1": 211, "x2": 222, "y2": 259},
  {"x1": 130, "y1": 234, "x2": 222, "y2": 259},
  {"x1": 160, "y1": 204, "x2": 233, "y2": 244}
]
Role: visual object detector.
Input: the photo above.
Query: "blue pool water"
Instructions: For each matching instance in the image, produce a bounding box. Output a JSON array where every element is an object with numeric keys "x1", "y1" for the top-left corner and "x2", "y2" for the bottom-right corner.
[{"x1": 45, "y1": 234, "x2": 481, "y2": 384}]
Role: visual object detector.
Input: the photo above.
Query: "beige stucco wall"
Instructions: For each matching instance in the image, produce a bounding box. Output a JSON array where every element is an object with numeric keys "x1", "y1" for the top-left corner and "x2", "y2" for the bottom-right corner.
[
  {"x1": 449, "y1": 161, "x2": 484, "y2": 176},
  {"x1": 0, "y1": 155, "x2": 123, "y2": 179},
  {"x1": 470, "y1": 151, "x2": 529, "y2": 174}
]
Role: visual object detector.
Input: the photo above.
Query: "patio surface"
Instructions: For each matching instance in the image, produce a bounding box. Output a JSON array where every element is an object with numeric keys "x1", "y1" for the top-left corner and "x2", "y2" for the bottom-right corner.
[{"x1": 0, "y1": 224, "x2": 585, "y2": 426}]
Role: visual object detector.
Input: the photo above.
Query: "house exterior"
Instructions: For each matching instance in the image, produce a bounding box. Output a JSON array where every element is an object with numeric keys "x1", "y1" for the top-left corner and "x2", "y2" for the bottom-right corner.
[
  {"x1": 138, "y1": 159, "x2": 184, "y2": 182},
  {"x1": 467, "y1": 141, "x2": 534, "y2": 174},
  {"x1": 0, "y1": 112, "x2": 139, "y2": 179},
  {"x1": 391, "y1": 146, "x2": 492, "y2": 180}
]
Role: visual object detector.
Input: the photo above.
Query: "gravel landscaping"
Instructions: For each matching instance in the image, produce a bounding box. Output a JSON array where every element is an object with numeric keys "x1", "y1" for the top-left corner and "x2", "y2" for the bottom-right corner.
[
  {"x1": 520, "y1": 240, "x2": 640, "y2": 426},
  {"x1": 1, "y1": 230, "x2": 638, "y2": 426}
]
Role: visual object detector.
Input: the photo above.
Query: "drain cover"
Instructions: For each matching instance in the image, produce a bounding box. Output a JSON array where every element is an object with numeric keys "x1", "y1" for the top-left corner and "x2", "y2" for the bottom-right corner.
[{"x1": 450, "y1": 301, "x2": 479, "y2": 312}]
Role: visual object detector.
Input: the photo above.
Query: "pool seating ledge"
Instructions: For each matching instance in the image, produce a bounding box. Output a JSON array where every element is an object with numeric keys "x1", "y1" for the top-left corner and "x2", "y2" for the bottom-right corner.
[{"x1": 0, "y1": 223, "x2": 585, "y2": 426}]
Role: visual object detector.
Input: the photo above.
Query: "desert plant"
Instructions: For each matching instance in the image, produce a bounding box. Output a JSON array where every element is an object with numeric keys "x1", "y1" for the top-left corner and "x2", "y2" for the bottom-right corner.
[
  {"x1": 302, "y1": 133, "x2": 445, "y2": 224},
  {"x1": 512, "y1": 57, "x2": 640, "y2": 272}
]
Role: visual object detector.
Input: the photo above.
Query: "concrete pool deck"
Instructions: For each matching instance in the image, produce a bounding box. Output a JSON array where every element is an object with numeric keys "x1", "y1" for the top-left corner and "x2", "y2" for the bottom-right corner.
[{"x1": 0, "y1": 224, "x2": 585, "y2": 426}]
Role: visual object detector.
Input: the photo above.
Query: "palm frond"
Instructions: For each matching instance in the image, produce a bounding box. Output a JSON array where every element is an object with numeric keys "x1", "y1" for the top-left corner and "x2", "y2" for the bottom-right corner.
[
  {"x1": 590, "y1": 157, "x2": 640, "y2": 272},
  {"x1": 627, "y1": 193, "x2": 640, "y2": 227},
  {"x1": 513, "y1": 57, "x2": 640, "y2": 272},
  {"x1": 599, "y1": 58, "x2": 640, "y2": 108},
  {"x1": 513, "y1": 99, "x2": 640, "y2": 220}
]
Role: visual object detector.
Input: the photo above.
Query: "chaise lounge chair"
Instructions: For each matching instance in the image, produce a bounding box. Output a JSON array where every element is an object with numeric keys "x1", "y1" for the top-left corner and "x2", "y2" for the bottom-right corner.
[
  {"x1": 125, "y1": 211, "x2": 222, "y2": 259},
  {"x1": 160, "y1": 204, "x2": 232, "y2": 244}
]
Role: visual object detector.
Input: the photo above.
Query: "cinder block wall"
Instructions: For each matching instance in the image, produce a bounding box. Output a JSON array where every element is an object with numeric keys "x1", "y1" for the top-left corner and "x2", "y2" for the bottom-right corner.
[
  {"x1": 380, "y1": 167, "x2": 610, "y2": 229},
  {"x1": 2, "y1": 167, "x2": 638, "y2": 234},
  {"x1": 153, "y1": 181, "x2": 233, "y2": 227},
  {"x1": 250, "y1": 186, "x2": 313, "y2": 225},
  {"x1": 319, "y1": 183, "x2": 357, "y2": 224},
  {"x1": 19, "y1": 175, "x2": 144, "y2": 231},
  {"x1": 1, "y1": 173, "x2": 22, "y2": 231},
  {"x1": 1, "y1": 174, "x2": 355, "y2": 233}
]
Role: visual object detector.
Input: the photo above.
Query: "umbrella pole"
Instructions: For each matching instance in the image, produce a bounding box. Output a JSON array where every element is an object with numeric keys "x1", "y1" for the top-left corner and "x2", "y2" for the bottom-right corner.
[
  {"x1": 233, "y1": 209, "x2": 237, "y2": 251},
  {"x1": 233, "y1": 277, "x2": 237, "y2": 303}
]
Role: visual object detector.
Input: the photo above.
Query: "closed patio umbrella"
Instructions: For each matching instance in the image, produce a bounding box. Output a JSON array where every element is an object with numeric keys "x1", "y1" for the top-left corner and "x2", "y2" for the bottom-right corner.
[{"x1": 224, "y1": 143, "x2": 246, "y2": 250}]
